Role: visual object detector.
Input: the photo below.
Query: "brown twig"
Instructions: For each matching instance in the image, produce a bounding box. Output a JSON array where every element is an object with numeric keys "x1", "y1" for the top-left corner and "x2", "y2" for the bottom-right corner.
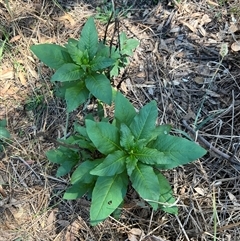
[{"x1": 182, "y1": 119, "x2": 239, "y2": 166}]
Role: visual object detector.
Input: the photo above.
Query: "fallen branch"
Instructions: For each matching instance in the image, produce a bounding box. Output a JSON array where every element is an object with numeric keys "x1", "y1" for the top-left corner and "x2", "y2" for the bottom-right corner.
[{"x1": 182, "y1": 119, "x2": 239, "y2": 166}]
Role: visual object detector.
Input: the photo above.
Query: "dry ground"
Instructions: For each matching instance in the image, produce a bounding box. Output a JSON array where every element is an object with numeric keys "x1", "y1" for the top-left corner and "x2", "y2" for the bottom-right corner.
[{"x1": 0, "y1": 0, "x2": 240, "y2": 240}]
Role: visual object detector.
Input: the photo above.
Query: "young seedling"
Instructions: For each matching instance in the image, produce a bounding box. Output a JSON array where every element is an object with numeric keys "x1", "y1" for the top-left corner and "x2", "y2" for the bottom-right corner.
[
  {"x1": 46, "y1": 92, "x2": 207, "y2": 225},
  {"x1": 30, "y1": 17, "x2": 139, "y2": 112}
]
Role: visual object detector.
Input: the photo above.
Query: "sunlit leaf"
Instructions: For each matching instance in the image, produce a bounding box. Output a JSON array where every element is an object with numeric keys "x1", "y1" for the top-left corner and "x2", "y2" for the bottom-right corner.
[{"x1": 90, "y1": 173, "x2": 128, "y2": 226}]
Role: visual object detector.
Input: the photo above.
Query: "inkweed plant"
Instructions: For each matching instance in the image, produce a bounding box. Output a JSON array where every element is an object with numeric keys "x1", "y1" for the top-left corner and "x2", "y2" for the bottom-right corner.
[
  {"x1": 46, "y1": 92, "x2": 207, "y2": 225},
  {"x1": 30, "y1": 17, "x2": 139, "y2": 112},
  {"x1": 30, "y1": 16, "x2": 206, "y2": 226}
]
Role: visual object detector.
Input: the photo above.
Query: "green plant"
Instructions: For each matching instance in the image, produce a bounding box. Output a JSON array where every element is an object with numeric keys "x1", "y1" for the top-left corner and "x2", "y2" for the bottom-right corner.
[
  {"x1": 0, "y1": 119, "x2": 11, "y2": 152},
  {"x1": 95, "y1": 1, "x2": 131, "y2": 24},
  {"x1": 30, "y1": 17, "x2": 139, "y2": 112},
  {"x1": 24, "y1": 94, "x2": 44, "y2": 111},
  {"x1": 46, "y1": 92, "x2": 206, "y2": 225},
  {"x1": 95, "y1": 3, "x2": 113, "y2": 24}
]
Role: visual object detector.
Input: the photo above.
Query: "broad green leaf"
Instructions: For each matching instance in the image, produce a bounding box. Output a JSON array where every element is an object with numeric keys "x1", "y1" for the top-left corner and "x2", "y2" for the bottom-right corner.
[
  {"x1": 111, "y1": 49, "x2": 121, "y2": 61},
  {"x1": 74, "y1": 123, "x2": 87, "y2": 137},
  {"x1": 56, "y1": 163, "x2": 75, "y2": 177},
  {"x1": 130, "y1": 163, "x2": 160, "y2": 210},
  {"x1": 90, "y1": 56, "x2": 114, "y2": 71},
  {"x1": 78, "y1": 17, "x2": 98, "y2": 60},
  {"x1": 65, "y1": 80, "x2": 89, "y2": 112},
  {"x1": 133, "y1": 139, "x2": 148, "y2": 151},
  {"x1": 97, "y1": 42, "x2": 110, "y2": 57},
  {"x1": 86, "y1": 120, "x2": 121, "y2": 155},
  {"x1": 73, "y1": 124, "x2": 95, "y2": 150},
  {"x1": 121, "y1": 37, "x2": 139, "y2": 56},
  {"x1": 64, "y1": 134, "x2": 94, "y2": 150},
  {"x1": 130, "y1": 101, "x2": 157, "y2": 141},
  {"x1": 119, "y1": 33, "x2": 139, "y2": 56},
  {"x1": 46, "y1": 147, "x2": 76, "y2": 164},
  {"x1": 120, "y1": 124, "x2": 134, "y2": 150},
  {"x1": 0, "y1": 127, "x2": 10, "y2": 139},
  {"x1": 156, "y1": 171, "x2": 178, "y2": 214},
  {"x1": 30, "y1": 44, "x2": 72, "y2": 69},
  {"x1": 63, "y1": 182, "x2": 92, "y2": 200},
  {"x1": 0, "y1": 119, "x2": 7, "y2": 127},
  {"x1": 71, "y1": 159, "x2": 102, "y2": 184},
  {"x1": 66, "y1": 42, "x2": 83, "y2": 65},
  {"x1": 157, "y1": 125, "x2": 172, "y2": 135},
  {"x1": 135, "y1": 147, "x2": 165, "y2": 165},
  {"x1": 85, "y1": 73, "x2": 112, "y2": 105},
  {"x1": 152, "y1": 135, "x2": 207, "y2": 169},
  {"x1": 90, "y1": 173, "x2": 128, "y2": 225},
  {"x1": 51, "y1": 63, "x2": 84, "y2": 82},
  {"x1": 126, "y1": 155, "x2": 138, "y2": 176},
  {"x1": 122, "y1": 40, "x2": 139, "y2": 55},
  {"x1": 56, "y1": 135, "x2": 80, "y2": 147},
  {"x1": 148, "y1": 124, "x2": 172, "y2": 142},
  {"x1": 72, "y1": 138, "x2": 94, "y2": 150},
  {"x1": 114, "y1": 92, "x2": 136, "y2": 126},
  {"x1": 91, "y1": 151, "x2": 127, "y2": 176},
  {"x1": 110, "y1": 50, "x2": 121, "y2": 77},
  {"x1": 119, "y1": 32, "x2": 127, "y2": 46},
  {"x1": 67, "y1": 38, "x2": 78, "y2": 46},
  {"x1": 46, "y1": 147, "x2": 79, "y2": 177},
  {"x1": 54, "y1": 81, "x2": 71, "y2": 98},
  {"x1": 110, "y1": 61, "x2": 119, "y2": 77}
]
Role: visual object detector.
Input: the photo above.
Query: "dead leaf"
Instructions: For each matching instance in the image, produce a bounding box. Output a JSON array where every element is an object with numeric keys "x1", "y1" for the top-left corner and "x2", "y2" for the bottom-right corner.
[
  {"x1": 0, "y1": 68, "x2": 14, "y2": 80},
  {"x1": 228, "y1": 192, "x2": 240, "y2": 206},
  {"x1": 0, "y1": 185, "x2": 7, "y2": 197},
  {"x1": 128, "y1": 228, "x2": 144, "y2": 241},
  {"x1": 201, "y1": 14, "x2": 212, "y2": 25},
  {"x1": 0, "y1": 83, "x2": 11, "y2": 95},
  {"x1": 206, "y1": 0, "x2": 219, "y2": 6},
  {"x1": 57, "y1": 13, "x2": 75, "y2": 26},
  {"x1": 194, "y1": 187, "x2": 205, "y2": 196},
  {"x1": 13, "y1": 207, "x2": 24, "y2": 220},
  {"x1": 64, "y1": 219, "x2": 82, "y2": 241},
  {"x1": 143, "y1": 236, "x2": 168, "y2": 241},
  {"x1": 9, "y1": 35, "x2": 21, "y2": 43},
  {"x1": 0, "y1": 83, "x2": 19, "y2": 97},
  {"x1": 39, "y1": 36, "x2": 56, "y2": 43},
  {"x1": 229, "y1": 23, "x2": 239, "y2": 33},
  {"x1": 231, "y1": 41, "x2": 240, "y2": 52},
  {"x1": 194, "y1": 76, "x2": 205, "y2": 84},
  {"x1": 198, "y1": 25, "x2": 207, "y2": 36},
  {"x1": 46, "y1": 210, "x2": 56, "y2": 232},
  {"x1": 18, "y1": 71, "x2": 27, "y2": 86},
  {"x1": 120, "y1": 81, "x2": 128, "y2": 93},
  {"x1": 180, "y1": 20, "x2": 197, "y2": 33},
  {"x1": 27, "y1": 66, "x2": 38, "y2": 78}
]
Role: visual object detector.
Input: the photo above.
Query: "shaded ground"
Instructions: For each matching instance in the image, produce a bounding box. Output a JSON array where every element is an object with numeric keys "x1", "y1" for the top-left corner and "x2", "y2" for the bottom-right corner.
[{"x1": 0, "y1": 0, "x2": 240, "y2": 240}]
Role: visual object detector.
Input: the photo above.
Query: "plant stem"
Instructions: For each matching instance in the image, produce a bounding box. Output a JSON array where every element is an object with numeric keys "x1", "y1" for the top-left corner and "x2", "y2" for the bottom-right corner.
[{"x1": 64, "y1": 112, "x2": 69, "y2": 140}]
